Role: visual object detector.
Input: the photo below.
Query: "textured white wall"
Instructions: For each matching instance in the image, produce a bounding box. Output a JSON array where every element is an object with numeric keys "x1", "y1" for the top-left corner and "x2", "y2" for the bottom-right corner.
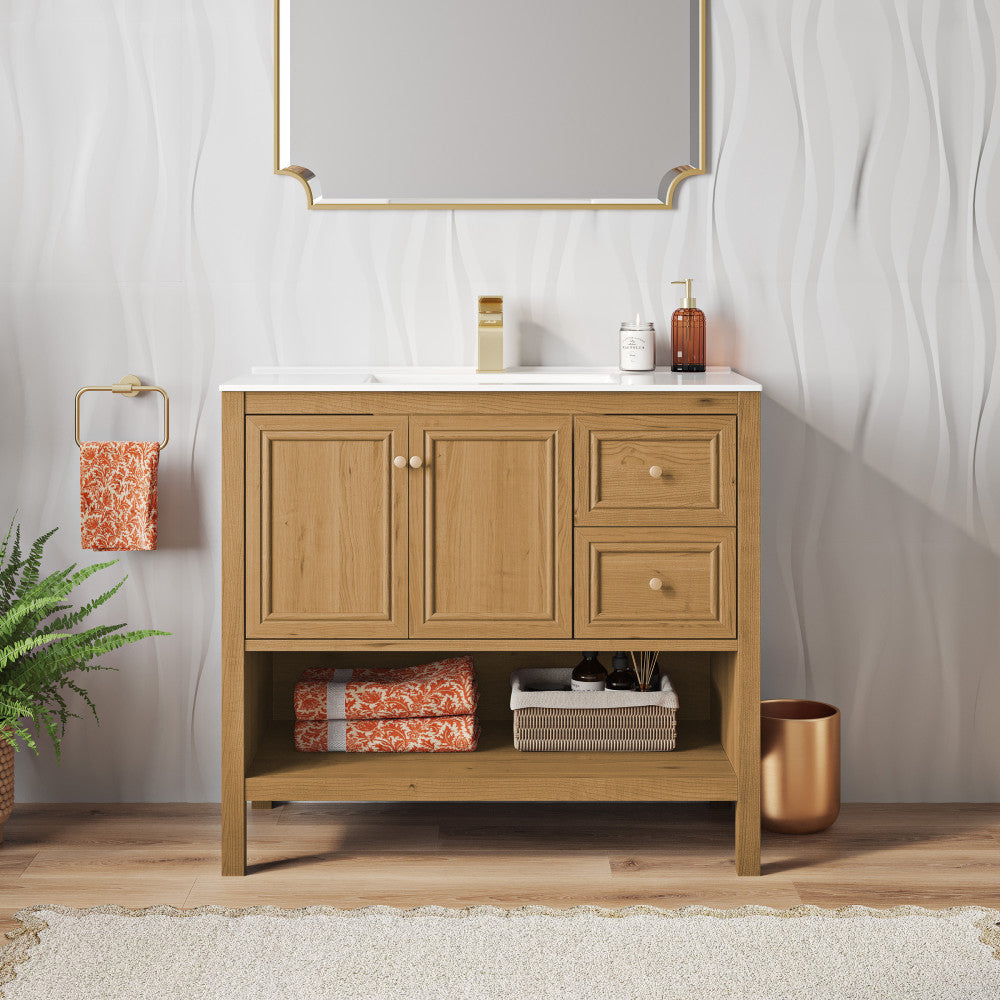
[{"x1": 2, "y1": 0, "x2": 998, "y2": 802}]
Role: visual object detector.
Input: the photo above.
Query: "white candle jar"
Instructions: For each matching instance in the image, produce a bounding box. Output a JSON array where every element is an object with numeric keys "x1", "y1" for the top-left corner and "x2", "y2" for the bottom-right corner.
[{"x1": 619, "y1": 321, "x2": 656, "y2": 371}]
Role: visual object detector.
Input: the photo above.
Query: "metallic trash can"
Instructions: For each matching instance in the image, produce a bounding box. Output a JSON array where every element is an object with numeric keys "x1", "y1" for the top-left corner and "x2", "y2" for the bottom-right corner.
[{"x1": 761, "y1": 699, "x2": 840, "y2": 834}]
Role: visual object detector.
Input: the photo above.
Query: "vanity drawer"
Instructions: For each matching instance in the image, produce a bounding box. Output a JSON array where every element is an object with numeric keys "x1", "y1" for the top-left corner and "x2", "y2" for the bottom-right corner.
[
  {"x1": 574, "y1": 415, "x2": 736, "y2": 526},
  {"x1": 574, "y1": 527, "x2": 736, "y2": 639}
]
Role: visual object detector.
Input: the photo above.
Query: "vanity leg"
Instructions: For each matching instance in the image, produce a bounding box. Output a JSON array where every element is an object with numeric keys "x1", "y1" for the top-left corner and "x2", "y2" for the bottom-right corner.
[
  {"x1": 222, "y1": 790, "x2": 247, "y2": 876},
  {"x1": 735, "y1": 798, "x2": 761, "y2": 876},
  {"x1": 221, "y1": 391, "x2": 249, "y2": 877},
  {"x1": 251, "y1": 801, "x2": 274, "y2": 810},
  {"x1": 735, "y1": 391, "x2": 762, "y2": 877}
]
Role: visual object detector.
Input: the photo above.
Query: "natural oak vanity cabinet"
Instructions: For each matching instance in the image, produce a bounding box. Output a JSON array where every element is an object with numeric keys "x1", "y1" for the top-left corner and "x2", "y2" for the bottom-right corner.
[{"x1": 222, "y1": 378, "x2": 761, "y2": 878}]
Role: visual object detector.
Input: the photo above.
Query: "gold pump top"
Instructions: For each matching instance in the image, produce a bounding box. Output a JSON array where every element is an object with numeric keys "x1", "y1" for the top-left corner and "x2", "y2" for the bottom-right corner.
[{"x1": 671, "y1": 278, "x2": 697, "y2": 308}]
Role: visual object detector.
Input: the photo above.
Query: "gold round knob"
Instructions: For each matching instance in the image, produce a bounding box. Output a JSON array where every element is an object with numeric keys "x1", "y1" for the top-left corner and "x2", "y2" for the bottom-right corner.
[
  {"x1": 649, "y1": 577, "x2": 663, "y2": 591},
  {"x1": 649, "y1": 465, "x2": 663, "y2": 478},
  {"x1": 393, "y1": 456, "x2": 407, "y2": 469},
  {"x1": 409, "y1": 456, "x2": 423, "y2": 469}
]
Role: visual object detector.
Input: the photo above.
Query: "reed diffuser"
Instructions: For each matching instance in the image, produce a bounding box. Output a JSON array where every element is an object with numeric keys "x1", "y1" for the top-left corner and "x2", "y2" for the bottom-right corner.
[{"x1": 629, "y1": 651, "x2": 661, "y2": 692}]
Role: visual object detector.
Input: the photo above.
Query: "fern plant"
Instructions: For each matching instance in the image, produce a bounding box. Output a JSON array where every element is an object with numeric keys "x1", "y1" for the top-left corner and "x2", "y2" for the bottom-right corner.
[{"x1": 0, "y1": 518, "x2": 168, "y2": 759}]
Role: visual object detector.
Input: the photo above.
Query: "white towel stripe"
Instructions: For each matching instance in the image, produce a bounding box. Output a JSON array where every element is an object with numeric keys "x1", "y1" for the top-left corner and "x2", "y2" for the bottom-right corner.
[
  {"x1": 326, "y1": 719, "x2": 347, "y2": 752},
  {"x1": 325, "y1": 668, "x2": 353, "y2": 720}
]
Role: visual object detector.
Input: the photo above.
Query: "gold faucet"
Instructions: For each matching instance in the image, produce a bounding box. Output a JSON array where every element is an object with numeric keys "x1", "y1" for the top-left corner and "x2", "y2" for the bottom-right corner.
[{"x1": 476, "y1": 295, "x2": 504, "y2": 373}]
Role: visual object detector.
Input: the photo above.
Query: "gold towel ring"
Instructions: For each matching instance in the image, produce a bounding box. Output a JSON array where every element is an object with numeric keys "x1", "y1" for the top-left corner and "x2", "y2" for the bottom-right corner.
[{"x1": 75, "y1": 375, "x2": 170, "y2": 450}]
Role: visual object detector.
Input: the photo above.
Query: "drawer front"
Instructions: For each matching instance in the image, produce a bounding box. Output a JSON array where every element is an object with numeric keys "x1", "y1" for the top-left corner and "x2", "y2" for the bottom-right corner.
[
  {"x1": 575, "y1": 415, "x2": 736, "y2": 525},
  {"x1": 574, "y1": 527, "x2": 736, "y2": 639}
]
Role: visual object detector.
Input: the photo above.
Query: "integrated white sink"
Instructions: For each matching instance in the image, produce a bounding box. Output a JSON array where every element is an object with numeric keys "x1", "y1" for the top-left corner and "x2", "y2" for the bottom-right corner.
[
  {"x1": 476, "y1": 371, "x2": 620, "y2": 385},
  {"x1": 222, "y1": 366, "x2": 760, "y2": 393},
  {"x1": 368, "y1": 368, "x2": 620, "y2": 386}
]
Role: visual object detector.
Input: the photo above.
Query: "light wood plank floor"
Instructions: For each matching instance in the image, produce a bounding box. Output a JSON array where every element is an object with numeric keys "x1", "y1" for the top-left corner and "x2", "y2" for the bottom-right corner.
[{"x1": 1, "y1": 803, "x2": 998, "y2": 936}]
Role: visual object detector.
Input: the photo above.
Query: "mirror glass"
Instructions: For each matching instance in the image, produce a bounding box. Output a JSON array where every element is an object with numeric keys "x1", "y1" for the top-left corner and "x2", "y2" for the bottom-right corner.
[{"x1": 277, "y1": 0, "x2": 705, "y2": 208}]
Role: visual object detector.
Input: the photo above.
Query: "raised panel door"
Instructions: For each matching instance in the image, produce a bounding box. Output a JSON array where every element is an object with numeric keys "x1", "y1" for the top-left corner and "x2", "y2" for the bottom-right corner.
[
  {"x1": 246, "y1": 416, "x2": 408, "y2": 638},
  {"x1": 409, "y1": 416, "x2": 572, "y2": 638}
]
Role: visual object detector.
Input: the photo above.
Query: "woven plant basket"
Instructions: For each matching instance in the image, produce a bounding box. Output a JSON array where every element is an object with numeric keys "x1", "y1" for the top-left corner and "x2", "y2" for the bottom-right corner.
[{"x1": 0, "y1": 736, "x2": 13, "y2": 845}]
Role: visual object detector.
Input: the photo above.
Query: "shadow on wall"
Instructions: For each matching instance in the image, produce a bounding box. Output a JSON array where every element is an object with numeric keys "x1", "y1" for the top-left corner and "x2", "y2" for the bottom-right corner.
[
  {"x1": 156, "y1": 463, "x2": 206, "y2": 551},
  {"x1": 761, "y1": 397, "x2": 1000, "y2": 803}
]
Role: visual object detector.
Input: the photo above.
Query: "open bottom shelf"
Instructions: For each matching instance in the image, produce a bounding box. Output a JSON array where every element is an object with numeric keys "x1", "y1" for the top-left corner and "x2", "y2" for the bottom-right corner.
[{"x1": 245, "y1": 720, "x2": 737, "y2": 802}]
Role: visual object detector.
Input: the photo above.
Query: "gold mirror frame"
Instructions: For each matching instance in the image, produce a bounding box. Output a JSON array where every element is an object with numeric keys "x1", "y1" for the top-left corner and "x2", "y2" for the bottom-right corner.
[{"x1": 274, "y1": 0, "x2": 706, "y2": 211}]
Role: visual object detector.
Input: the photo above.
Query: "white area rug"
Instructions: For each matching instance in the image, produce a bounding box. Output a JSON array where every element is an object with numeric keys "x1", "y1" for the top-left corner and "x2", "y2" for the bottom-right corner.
[{"x1": 2, "y1": 904, "x2": 999, "y2": 1000}]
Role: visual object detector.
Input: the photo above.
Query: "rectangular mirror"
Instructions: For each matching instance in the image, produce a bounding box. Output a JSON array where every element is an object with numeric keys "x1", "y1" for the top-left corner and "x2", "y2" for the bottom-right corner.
[{"x1": 276, "y1": 0, "x2": 706, "y2": 209}]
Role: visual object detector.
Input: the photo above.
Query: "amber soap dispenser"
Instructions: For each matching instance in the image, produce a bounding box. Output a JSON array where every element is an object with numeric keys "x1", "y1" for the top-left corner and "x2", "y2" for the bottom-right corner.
[{"x1": 670, "y1": 279, "x2": 706, "y2": 372}]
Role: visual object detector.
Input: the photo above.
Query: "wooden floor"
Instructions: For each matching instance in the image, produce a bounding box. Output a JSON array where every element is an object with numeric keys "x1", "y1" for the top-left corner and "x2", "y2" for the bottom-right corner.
[{"x1": 1, "y1": 802, "x2": 998, "y2": 936}]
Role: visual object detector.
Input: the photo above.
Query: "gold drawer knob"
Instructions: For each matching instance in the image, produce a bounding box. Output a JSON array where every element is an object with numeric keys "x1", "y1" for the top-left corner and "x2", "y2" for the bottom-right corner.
[
  {"x1": 649, "y1": 577, "x2": 663, "y2": 591},
  {"x1": 649, "y1": 465, "x2": 663, "y2": 478},
  {"x1": 393, "y1": 455, "x2": 407, "y2": 469},
  {"x1": 409, "y1": 456, "x2": 423, "y2": 469}
]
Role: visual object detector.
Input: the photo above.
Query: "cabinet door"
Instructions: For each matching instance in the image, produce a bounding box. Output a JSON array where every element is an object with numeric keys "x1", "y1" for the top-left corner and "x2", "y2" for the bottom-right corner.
[
  {"x1": 246, "y1": 416, "x2": 408, "y2": 638},
  {"x1": 409, "y1": 416, "x2": 572, "y2": 638}
]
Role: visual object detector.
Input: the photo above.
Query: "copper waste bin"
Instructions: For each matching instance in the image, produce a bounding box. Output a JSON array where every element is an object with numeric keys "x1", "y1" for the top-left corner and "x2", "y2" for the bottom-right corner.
[{"x1": 761, "y1": 699, "x2": 840, "y2": 834}]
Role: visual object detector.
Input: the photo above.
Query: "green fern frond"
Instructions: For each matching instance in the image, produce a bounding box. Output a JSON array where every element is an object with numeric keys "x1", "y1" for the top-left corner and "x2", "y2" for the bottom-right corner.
[
  {"x1": 0, "y1": 589, "x2": 70, "y2": 642},
  {"x1": 68, "y1": 559, "x2": 119, "y2": 589},
  {"x1": 64, "y1": 678, "x2": 99, "y2": 721},
  {"x1": 0, "y1": 719, "x2": 34, "y2": 752},
  {"x1": 0, "y1": 522, "x2": 24, "y2": 607},
  {"x1": 0, "y1": 632, "x2": 72, "y2": 669},
  {"x1": 0, "y1": 517, "x2": 15, "y2": 578},
  {"x1": 0, "y1": 693, "x2": 35, "y2": 724},
  {"x1": 47, "y1": 576, "x2": 126, "y2": 634},
  {"x1": 16, "y1": 527, "x2": 58, "y2": 598}
]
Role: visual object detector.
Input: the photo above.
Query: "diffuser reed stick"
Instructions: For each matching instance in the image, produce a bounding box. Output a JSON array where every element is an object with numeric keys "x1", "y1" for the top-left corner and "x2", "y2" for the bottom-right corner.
[{"x1": 629, "y1": 650, "x2": 660, "y2": 691}]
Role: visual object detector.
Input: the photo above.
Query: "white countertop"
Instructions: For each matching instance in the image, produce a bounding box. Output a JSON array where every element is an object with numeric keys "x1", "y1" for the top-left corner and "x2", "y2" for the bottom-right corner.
[{"x1": 220, "y1": 366, "x2": 761, "y2": 392}]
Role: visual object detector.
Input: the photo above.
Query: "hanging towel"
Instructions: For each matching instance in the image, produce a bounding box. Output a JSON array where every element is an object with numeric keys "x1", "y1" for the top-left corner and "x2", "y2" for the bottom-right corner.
[
  {"x1": 293, "y1": 656, "x2": 478, "y2": 721},
  {"x1": 294, "y1": 715, "x2": 481, "y2": 753},
  {"x1": 80, "y1": 441, "x2": 159, "y2": 551}
]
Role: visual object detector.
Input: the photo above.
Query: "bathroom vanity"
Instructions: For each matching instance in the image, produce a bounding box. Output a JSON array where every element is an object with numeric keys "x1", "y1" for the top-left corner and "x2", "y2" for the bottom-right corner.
[{"x1": 220, "y1": 368, "x2": 761, "y2": 875}]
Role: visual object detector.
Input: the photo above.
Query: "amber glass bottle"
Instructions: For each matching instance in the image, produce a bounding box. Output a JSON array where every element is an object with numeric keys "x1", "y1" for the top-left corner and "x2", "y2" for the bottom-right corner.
[
  {"x1": 670, "y1": 279, "x2": 706, "y2": 372},
  {"x1": 571, "y1": 652, "x2": 607, "y2": 692},
  {"x1": 606, "y1": 652, "x2": 636, "y2": 691}
]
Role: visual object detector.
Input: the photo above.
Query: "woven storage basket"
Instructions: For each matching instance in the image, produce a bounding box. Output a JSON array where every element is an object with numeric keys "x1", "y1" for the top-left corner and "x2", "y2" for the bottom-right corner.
[
  {"x1": 0, "y1": 736, "x2": 14, "y2": 845},
  {"x1": 510, "y1": 668, "x2": 677, "y2": 752}
]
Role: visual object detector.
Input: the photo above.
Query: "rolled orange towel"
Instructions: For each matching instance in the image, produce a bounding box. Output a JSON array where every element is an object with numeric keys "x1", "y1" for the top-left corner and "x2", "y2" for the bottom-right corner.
[
  {"x1": 80, "y1": 441, "x2": 159, "y2": 551},
  {"x1": 293, "y1": 656, "x2": 477, "y2": 721},
  {"x1": 294, "y1": 715, "x2": 480, "y2": 753}
]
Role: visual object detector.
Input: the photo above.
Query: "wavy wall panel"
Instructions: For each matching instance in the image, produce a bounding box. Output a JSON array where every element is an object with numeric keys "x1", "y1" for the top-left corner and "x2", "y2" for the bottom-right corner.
[{"x1": 1, "y1": 0, "x2": 997, "y2": 801}]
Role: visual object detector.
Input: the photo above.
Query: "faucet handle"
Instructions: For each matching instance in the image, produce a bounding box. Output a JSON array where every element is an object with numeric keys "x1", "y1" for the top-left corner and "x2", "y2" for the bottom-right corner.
[{"x1": 477, "y1": 295, "x2": 503, "y2": 326}]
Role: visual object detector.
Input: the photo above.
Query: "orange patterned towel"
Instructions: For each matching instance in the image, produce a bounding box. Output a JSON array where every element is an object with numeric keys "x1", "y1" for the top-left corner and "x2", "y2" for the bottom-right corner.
[
  {"x1": 294, "y1": 715, "x2": 480, "y2": 752},
  {"x1": 80, "y1": 441, "x2": 159, "y2": 551},
  {"x1": 293, "y1": 656, "x2": 477, "y2": 721}
]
